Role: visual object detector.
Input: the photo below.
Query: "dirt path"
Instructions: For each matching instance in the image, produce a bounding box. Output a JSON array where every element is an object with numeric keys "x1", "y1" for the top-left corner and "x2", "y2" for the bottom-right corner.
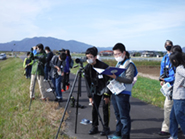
[{"x1": 138, "y1": 72, "x2": 159, "y2": 80}]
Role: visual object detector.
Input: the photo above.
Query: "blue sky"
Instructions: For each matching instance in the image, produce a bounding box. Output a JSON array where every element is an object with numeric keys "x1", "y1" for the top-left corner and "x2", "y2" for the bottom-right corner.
[{"x1": 0, "y1": 0, "x2": 185, "y2": 51}]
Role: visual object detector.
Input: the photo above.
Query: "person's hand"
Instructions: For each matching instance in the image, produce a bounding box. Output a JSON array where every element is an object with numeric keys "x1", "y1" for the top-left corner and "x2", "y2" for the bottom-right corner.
[
  {"x1": 33, "y1": 46, "x2": 36, "y2": 50},
  {"x1": 108, "y1": 73, "x2": 116, "y2": 79},
  {"x1": 61, "y1": 72, "x2": 64, "y2": 76},
  {"x1": 89, "y1": 98, "x2": 93, "y2": 105},
  {"x1": 160, "y1": 81, "x2": 164, "y2": 86},
  {"x1": 104, "y1": 97, "x2": 110, "y2": 105},
  {"x1": 55, "y1": 66, "x2": 60, "y2": 71}
]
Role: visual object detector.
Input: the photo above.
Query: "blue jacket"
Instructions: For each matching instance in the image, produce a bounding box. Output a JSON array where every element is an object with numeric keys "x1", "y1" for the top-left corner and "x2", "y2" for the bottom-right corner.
[
  {"x1": 160, "y1": 53, "x2": 175, "y2": 85},
  {"x1": 64, "y1": 56, "x2": 70, "y2": 73}
]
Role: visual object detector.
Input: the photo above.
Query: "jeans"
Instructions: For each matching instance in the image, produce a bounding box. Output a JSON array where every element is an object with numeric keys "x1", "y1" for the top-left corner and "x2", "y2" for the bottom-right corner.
[
  {"x1": 51, "y1": 76, "x2": 62, "y2": 99},
  {"x1": 44, "y1": 66, "x2": 51, "y2": 80},
  {"x1": 112, "y1": 94, "x2": 131, "y2": 138},
  {"x1": 170, "y1": 99, "x2": 185, "y2": 138}
]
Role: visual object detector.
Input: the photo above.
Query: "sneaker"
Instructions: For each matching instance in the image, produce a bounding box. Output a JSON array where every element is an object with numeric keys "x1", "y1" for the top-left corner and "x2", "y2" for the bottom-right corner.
[
  {"x1": 66, "y1": 84, "x2": 70, "y2": 90},
  {"x1": 89, "y1": 102, "x2": 92, "y2": 106},
  {"x1": 40, "y1": 98, "x2": 46, "y2": 101},
  {"x1": 58, "y1": 98, "x2": 63, "y2": 102},
  {"x1": 46, "y1": 88, "x2": 53, "y2": 92},
  {"x1": 43, "y1": 79, "x2": 47, "y2": 82},
  {"x1": 108, "y1": 135, "x2": 121, "y2": 139},
  {"x1": 54, "y1": 98, "x2": 58, "y2": 101},
  {"x1": 61, "y1": 89, "x2": 65, "y2": 92},
  {"x1": 100, "y1": 127, "x2": 110, "y2": 136},
  {"x1": 168, "y1": 136, "x2": 178, "y2": 139},
  {"x1": 158, "y1": 131, "x2": 170, "y2": 136},
  {"x1": 88, "y1": 126, "x2": 99, "y2": 135}
]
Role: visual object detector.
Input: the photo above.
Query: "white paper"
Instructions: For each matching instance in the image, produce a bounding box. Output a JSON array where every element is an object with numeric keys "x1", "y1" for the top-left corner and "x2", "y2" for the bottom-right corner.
[
  {"x1": 107, "y1": 80, "x2": 126, "y2": 95},
  {"x1": 93, "y1": 67, "x2": 104, "y2": 74},
  {"x1": 160, "y1": 82, "x2": 172, "y2": 97}
]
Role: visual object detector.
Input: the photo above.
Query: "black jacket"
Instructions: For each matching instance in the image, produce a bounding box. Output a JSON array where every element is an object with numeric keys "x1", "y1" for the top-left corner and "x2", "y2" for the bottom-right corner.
[
  {"x1": 45, "y1": 51, "x2": 54, "y2": 67},
  {"x1": 84, "y1": 59, "x2": 110, "y2": 98}
]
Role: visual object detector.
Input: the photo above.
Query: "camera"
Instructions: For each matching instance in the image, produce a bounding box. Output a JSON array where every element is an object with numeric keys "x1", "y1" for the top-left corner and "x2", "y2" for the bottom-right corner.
[
  {"x1": 75, "y1": 57, "x2": 87, "y2": 64},
  {"x1": 159, "y1": 67, "x2": 169, "y2": 81}
]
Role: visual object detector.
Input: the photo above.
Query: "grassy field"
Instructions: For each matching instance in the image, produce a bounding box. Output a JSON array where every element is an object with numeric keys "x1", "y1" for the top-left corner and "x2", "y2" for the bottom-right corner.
[{"x1": 0, "y1": 58, "x2": 71, "y2": 139}]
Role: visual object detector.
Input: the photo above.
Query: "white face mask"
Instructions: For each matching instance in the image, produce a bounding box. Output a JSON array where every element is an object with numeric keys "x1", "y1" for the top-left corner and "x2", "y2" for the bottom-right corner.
[
  {"x1": 115, "y1": 55, "x2": 125, "y2": 62},
  {"x1": 87, "y1": 58, "x2": 94, "y2": 64},
  {"x1": 37, "y1": 49, "x2": 41, "y2": 53}
]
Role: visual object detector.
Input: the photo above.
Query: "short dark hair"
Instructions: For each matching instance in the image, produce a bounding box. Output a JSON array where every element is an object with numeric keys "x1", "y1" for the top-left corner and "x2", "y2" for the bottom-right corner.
[
  {"x1": 27, "y1": 52, "x2": 30, "y2": 56},
  {"x1": 171, "y1": 45, "x2": 182, "y2": 53},
  {"x1": 59, "y1": 52, "x2": 66, "y2": 61},
  {"x1": 45, "y1": 46, "x2": 51, "y2": 51},
  {"x1": 85, "y1": 46, "x2": 98, "y2": 56},
  {"x1": 113, "y1": 43, "x2": 126, "y2": 52},
  {"x1": 164, "y1": 40, "x2": 173, "y2": 47}
]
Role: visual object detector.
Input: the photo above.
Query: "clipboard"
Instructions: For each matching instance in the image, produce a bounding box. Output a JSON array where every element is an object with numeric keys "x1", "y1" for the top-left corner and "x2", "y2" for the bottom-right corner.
[{"x1": 93, "y1": 67, "x2": 126, "y2": 76}]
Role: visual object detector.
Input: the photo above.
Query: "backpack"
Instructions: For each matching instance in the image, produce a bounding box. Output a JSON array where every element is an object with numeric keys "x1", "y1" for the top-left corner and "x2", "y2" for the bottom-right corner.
[{"x1": 70, "y1": 58, "x2": 74, "y2": 68}]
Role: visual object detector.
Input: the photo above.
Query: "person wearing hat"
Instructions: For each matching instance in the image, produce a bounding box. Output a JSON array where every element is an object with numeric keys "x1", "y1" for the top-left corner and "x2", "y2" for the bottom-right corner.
[
  {"x1": 84, "y1": 46, "x2": 111, "y2": 136},
  {"x1": 29, "y1": 43, "x2": 47, "y2": 100}
]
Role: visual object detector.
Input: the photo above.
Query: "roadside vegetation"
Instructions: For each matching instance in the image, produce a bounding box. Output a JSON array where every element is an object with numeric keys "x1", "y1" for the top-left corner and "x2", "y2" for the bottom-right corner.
[{"x1": 0, "y1": 58, "x2": 71, "y2": 139}]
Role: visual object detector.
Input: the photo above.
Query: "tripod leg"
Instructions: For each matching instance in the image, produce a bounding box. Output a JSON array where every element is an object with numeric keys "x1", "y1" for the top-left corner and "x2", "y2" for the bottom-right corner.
[
  {"x1": 55, "y1": 69, "x2": 80, "y2": 139},
  {"x1": 92, "y1": 94, "x2": 108, "y2": 139},
  {"x1": 29, "y1": 62, "x2": 39, "y2": 111},
  {"x1": 75, "y1": 71, "x2": 81, "y2": 133}
]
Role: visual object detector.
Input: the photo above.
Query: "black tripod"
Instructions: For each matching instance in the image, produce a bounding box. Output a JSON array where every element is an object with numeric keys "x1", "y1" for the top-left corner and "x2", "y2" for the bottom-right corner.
[
  {"x1": 55, "y1": 63, "x2": 108, "y2": 139},
  {"x1": 55, "y1": 65, "x2": 84, "y2": 139}
]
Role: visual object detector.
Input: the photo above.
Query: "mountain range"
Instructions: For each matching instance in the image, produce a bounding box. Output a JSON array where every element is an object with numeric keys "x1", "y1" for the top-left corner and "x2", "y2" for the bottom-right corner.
[{"x1": 0, "y1": 37, "x2": 112, "y2": 53}]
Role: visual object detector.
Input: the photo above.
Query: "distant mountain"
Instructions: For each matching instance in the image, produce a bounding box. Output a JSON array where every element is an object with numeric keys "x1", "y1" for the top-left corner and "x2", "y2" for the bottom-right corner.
[
  {"x1": 0, "y1": 37, "x2": 112, "y2": 53},
  {"x1": 182, "y1": 47, "x2": 185, "y2": 53}
]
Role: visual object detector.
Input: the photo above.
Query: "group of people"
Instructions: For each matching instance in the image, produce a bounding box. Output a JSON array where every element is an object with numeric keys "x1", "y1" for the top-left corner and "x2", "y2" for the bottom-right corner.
[
  {"x1": 23, "y1": 43, "x2": 72, "y2": 101},
  {"x1": 23, "y1": 41, "x2": 185, "y2": 139},
  {"x1": 158, "y1": 40, "x2": 185, "y2": 139}
]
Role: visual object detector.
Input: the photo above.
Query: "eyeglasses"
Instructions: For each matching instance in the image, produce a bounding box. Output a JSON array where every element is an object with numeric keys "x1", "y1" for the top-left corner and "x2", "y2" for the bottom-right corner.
[
  {"x1": 113, "y1": 53, "x2": 122, "y2": 57},
  {"x1": 86, "y1": 56, "x2": 94, "y2": 59}
]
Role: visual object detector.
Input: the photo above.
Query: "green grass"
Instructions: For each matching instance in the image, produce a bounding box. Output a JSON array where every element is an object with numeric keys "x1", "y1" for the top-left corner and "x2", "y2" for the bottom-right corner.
[
  {"x1": 132, "y1": 76, "x2": 164, "y2": 108},
  {"x1": 0, "y1": 58, "x2": 72, "y2": 139}
]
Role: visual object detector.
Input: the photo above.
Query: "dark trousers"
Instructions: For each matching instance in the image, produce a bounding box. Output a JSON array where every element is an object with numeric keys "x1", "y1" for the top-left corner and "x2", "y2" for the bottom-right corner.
[
  {"x1": 44, "y1": 66, "x2": 51, "y2": 80},
  {"x1": 92, "y1": 94, "x2": 110, "y2": 128},
  {"x1": 112, "y1": 94, "x2": 131, "y2": 139},
  {"x1": 63, "y1": 72, "x2": 70, "y2": 90},
  {"x1": 26, "y1": 66, "x2": 32, "y2": 78}
]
